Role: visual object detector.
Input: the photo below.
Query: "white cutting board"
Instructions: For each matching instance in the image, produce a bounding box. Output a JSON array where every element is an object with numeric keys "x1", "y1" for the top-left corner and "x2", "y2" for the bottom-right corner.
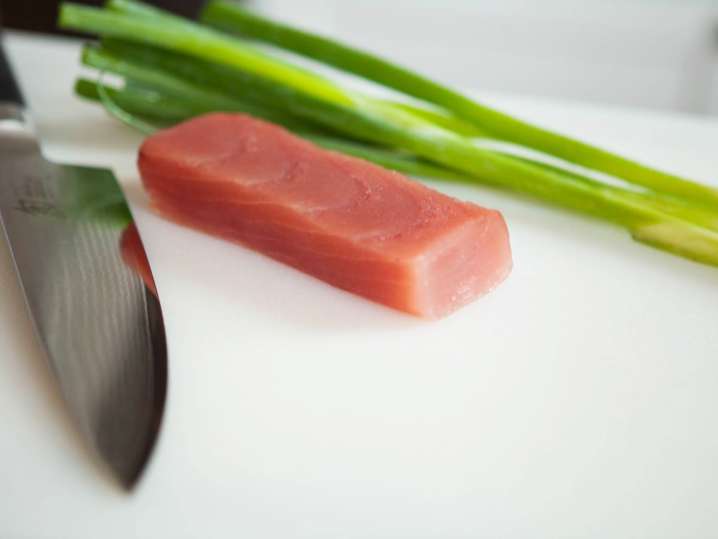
[{"x1": 2, "y1": 32, "x2": 717, "y2": 539}]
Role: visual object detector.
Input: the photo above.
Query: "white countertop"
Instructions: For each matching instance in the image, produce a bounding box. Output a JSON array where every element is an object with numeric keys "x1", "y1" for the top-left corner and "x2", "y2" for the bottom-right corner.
[{"x1": 2, "y1": 31, "x2": 718, "y2": 539}]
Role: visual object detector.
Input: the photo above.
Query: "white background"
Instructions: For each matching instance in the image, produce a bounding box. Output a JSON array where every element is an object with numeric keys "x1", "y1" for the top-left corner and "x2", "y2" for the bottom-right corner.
[{"x1": 251, "y1": 0, "x2": 718, "y2": 115}]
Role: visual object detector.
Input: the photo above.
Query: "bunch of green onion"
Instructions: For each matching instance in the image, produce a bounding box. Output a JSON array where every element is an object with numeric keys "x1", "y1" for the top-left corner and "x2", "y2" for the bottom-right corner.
[{"x1": 59, "y1": 0, "x2": 718, "y2": 267}]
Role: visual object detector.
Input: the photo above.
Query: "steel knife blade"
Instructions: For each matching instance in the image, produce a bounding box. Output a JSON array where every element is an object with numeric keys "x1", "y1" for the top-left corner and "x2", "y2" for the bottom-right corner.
[{"x1": 0, "y1": 37, "x2": 167, "y2": 489}]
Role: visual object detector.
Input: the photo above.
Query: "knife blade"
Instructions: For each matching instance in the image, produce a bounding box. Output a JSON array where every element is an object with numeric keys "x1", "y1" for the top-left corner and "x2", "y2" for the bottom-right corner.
[{"x1": 0, "y1": 36, "x2": 167, "y2": 489}]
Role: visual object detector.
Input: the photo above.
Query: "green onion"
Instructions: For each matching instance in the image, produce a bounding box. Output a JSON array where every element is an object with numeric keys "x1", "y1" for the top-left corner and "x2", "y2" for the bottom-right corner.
[
  {"x1": 75, "y1": 78, "x2": 190, "y2": 122},
  {"x1": 58, "y1": 0, "x2": 718, "y2": 267},
  {"x1": 95, "y1": 76, "x2": 159, "y2": 134},
  {"x1": 201, "y1": 0, "x2": 718, "y2": 211},
  {"x1": 81, "y1": 43, "x2": 324, "y2": 132},
  {"x1": 60, "y1": 2, "x2": 353, "y2": 106}
]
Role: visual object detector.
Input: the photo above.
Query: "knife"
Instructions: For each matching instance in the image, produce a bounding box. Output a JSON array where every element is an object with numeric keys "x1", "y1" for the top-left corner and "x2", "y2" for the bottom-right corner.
[{"x1": 0, "y1": 36, "x2": 167, "y2": 489}]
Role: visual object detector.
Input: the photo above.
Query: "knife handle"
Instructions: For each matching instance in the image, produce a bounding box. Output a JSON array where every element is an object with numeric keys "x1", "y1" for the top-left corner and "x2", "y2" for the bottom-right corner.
[{"x1": 0, "y1": 35, "x2": 24, "y2": 108}]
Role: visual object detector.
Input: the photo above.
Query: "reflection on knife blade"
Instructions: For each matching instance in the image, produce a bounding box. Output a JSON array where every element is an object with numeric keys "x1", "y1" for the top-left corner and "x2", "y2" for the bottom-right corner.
[{"x1": 120, "y1": 222, "x2": 157, "y2": 297}]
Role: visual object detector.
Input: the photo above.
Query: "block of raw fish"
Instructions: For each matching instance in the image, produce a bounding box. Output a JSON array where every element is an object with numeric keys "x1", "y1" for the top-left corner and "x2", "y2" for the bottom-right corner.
[{"x1": 138, "y1": 113, "x2": 511, "y2": 318}]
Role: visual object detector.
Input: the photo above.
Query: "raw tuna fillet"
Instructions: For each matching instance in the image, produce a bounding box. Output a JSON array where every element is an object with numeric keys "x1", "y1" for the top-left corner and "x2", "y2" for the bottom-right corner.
[{"x1": 138, "y1": 113, "x2": 512, "y2": 318}]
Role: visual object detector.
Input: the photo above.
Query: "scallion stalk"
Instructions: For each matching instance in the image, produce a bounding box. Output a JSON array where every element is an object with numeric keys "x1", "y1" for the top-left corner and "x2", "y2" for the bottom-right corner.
[
  {"x1": 200, "y1": 0, "x2": 718, "y2": 211},
  {"x1": 58, "y1": 0, "x2": 718, "y2": 267},
  {"x1": 60, "y1": 2, "x2": 353, "y2": 106}
]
